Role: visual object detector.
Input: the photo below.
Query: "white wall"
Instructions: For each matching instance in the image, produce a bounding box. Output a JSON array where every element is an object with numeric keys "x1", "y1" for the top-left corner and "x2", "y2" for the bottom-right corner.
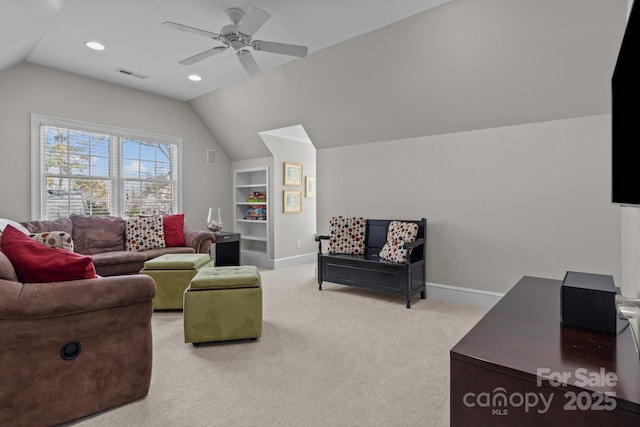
[
  {"x1": 0, "y1": 62, "x2": 230, "y2": 229},
  {"x1": 317, "y1": 114, "x2": 621, "y2": 294},
  {"x1": 260, "y1": 133, "x2": 317, "y2": 263}
]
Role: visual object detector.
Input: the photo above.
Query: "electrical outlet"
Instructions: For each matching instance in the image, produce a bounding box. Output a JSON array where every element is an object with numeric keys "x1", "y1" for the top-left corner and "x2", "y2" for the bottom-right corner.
[{"x1": 296, "y1": 240, "x2": 301, "y2": 249}]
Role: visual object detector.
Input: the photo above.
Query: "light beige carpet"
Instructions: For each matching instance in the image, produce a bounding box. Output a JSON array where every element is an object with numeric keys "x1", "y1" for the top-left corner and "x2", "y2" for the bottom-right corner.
[{"x1": 68, "y1": 263, "x2": 487, "y2": 427}]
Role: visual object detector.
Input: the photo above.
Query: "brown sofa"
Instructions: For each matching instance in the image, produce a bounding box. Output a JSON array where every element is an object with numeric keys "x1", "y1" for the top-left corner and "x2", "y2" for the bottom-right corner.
[
  {"x1": 21, "y1": 214, "x2": 216, "y2": 276},
  {"x1": 0, "y1": 250, "x2": 156, "y2": 426}
]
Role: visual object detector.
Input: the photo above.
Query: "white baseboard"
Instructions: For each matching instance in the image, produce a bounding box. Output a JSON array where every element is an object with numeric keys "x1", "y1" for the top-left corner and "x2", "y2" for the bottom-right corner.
[
  {"x1": 240, "y1": 250, "x2": 273, "y2": 269},
  {"x1": 426, "y1": 281, "x2": 504, "y2": 309},
  {"x1": 273, "y1": 253, "x2": 316, "y2": 269}
]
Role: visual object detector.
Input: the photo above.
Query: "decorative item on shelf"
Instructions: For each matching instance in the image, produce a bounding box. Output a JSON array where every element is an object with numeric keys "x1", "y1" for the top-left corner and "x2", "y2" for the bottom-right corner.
[
  {"x1": 245, "y1": 206, "x2": 266, "y2": 221},
  {"x1": 247, "y1": 192, "x2": 266, "y2": 202},
  {"x1": 207, "y1": 208, "x2": 223, "y2": 232}
]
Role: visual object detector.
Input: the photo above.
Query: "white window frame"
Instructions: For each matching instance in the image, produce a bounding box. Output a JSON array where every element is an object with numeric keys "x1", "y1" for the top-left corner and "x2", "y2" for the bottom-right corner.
[{"x1": 30, "y1": 114, "x2": 183, "y2": 220}]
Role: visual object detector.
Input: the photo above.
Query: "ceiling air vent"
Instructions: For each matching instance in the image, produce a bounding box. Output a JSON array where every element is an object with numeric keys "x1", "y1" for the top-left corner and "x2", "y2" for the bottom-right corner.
[{"x1": 115, "y1": 68, "x2": 147, "y2": 79}]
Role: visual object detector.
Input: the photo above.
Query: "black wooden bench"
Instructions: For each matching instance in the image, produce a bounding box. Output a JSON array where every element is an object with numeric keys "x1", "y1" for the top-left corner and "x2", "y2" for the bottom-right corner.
[{"x1": 315, "y1": 218, "x2": 426, "y2": 308}]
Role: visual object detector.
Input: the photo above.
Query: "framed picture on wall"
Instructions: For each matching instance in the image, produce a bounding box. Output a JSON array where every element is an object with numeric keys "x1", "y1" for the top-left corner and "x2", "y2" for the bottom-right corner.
[
  {"x1": 283, "y1": 190, "x2": 302, "y2": 213},
  {"x1": 305, "y1": 176, "x2": 316, "y2": 198},
  {"x1": 283, "y1": 162, "x2": 303, "y2": 186}
]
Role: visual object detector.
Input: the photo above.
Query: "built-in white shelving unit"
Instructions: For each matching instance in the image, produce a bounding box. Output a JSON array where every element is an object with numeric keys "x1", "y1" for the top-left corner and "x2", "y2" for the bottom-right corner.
[{"x1": 234, "y1": 167, "x2": 269, "y2": 267}]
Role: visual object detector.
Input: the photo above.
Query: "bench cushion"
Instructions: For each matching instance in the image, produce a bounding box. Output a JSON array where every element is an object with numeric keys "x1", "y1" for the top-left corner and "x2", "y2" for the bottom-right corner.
[
  {"x1": 328, "y1": 216, "x2": 367, "y2": 255},
  {"x1": 379, "y1": 221, "x2": 419, "y2": 263}
]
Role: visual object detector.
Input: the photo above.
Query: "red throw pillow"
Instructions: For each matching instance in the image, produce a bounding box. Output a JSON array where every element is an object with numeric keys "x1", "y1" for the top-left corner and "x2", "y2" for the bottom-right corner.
[
  {"x1": 0, "y1": 225, "x2": 96, "y2": 283},
  {"x1": 163, "y1": 214, "x2": 186, "y2": 247}
]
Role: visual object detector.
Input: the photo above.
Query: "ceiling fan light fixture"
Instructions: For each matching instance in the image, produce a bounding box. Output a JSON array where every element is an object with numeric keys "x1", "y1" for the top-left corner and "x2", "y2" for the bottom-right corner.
[
  {"x1": 85, "y1": 41, "x2": 105, "y2": 51},
  {"x1": 229, "y1": 40, "x2": 244, "y2": 50},
  {"x1": 165, "y1": 6, "x2": 306, "y2": 76},
  {"x1": 188, "y1": 74, "x2": 202, "y2": 82}
]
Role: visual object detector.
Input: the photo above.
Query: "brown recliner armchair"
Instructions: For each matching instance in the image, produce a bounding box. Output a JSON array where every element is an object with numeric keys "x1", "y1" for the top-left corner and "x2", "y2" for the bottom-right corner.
[{"x1": 0, "y1": 251, "x2": 156, "y2": 426}]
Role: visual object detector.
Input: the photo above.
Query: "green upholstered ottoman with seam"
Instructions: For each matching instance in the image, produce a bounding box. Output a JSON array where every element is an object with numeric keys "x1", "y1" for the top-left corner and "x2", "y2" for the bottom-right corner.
[
  {"x1": 183, "y1": 266, "x2": 262, "y2": 345},
  {"x1": 140, "y1": 253, "x2": 213, "y2": 310}
]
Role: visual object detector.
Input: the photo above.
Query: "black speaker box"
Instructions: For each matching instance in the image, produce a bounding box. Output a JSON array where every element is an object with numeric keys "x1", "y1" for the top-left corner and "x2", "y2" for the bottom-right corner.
[{"x1": 560, "y1": 271, "x2": 619, "y2": 335}]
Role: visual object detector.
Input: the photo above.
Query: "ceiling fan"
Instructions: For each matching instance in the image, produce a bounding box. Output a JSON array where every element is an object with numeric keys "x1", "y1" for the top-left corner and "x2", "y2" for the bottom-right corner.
[{"x1": 163, "y1": 7, "x2": 308, "y2": 77}]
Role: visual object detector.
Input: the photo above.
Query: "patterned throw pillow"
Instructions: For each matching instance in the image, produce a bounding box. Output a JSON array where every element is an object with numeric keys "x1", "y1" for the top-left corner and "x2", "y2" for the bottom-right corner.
[
  {"x1": 125, "y1": 216, "x2": 166, "y2": 251},
  {"x1": 328, "y1": 216, "x2": 367, "y2": 255},
  {"x1": 379, "y1": 221, "x2": 419, "y2": 263},
  {"x1": 29, "y1": 231, "x2": 74, "y2": 251}
]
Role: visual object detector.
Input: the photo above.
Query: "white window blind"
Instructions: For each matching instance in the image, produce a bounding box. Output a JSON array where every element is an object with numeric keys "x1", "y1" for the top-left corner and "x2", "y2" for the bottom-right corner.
[{"x1": 31, "y1": 114, "x2": 182, "y2": 219}]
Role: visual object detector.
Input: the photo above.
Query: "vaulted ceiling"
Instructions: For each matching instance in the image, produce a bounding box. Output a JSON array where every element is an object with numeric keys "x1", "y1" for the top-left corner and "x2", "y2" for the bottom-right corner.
[
  {"x1": 189, "y1": 0, "x2": 628, "y2": 160},
  {"x1": 1, "y1": 0, "x2": 629, "y2": 161},
  {"x1": 1, "y1": 0, "x2": 449, "y2": 100}
]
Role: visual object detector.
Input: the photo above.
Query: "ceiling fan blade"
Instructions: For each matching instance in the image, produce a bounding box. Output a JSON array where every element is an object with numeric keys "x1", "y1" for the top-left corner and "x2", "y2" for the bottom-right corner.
[
  {"x1": 179, "y1": 46, "x2": 227, "y2": 65},
  {"x1": 237, "y1": 7, "x2": 271, "y2": 36},
  {"x1": 252, "y1": 40, "x2": 308, "y2": 58},
  {"x1": 237, "y1": 50, "x2": 261, "y2": 77},
  {"x1": 162, "y1": 21, "x2": 220, "y2": 40}
]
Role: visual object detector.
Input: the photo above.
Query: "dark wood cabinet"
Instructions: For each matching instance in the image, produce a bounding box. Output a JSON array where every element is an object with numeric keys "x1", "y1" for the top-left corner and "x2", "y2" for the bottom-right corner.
[
  {"x1": 450, "y1": 276, "x2": 640, "y2": 426},
  {"x1": 212, "y1": 232, "x2": 240, "y2": 266}
]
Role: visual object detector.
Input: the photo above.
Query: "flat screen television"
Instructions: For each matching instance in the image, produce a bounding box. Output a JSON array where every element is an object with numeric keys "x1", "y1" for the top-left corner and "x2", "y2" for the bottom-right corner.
[{"x1": 612, "y1": 1, "x2": 640, "y2": 206}]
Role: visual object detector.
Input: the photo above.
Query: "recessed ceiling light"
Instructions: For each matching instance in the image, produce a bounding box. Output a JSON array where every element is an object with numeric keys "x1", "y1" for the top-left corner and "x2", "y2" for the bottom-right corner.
[
  {"x1": 85, "y1": 41, "x2": 105, "y2": 51},
  {"x1": 188, "y1": 74, "x2": 203, "y2": 82}
]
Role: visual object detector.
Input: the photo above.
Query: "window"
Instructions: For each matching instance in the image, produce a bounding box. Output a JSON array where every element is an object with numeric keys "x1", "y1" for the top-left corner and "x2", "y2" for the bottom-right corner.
[
  {"x1": 122, "y1": 138, "x2": 177, "y2": 217},
  {"x1": 31, "y1": 114, "x2": 182, "y2": 219}
]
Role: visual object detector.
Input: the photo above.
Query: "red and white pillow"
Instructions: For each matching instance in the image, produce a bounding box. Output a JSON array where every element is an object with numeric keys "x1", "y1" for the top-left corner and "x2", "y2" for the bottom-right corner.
[
  {"x1": 125, "y1": 216, "x2": 166, "y2": 251},
  {"x1": 29, "y1": 231, "x2": 74, "y2": 251},
  {"x1": 379, "y1": 221, "x2": 419, "y2": 263},
  {"x1": 328, "y1": 216, "x2": 367, "y2": 255},
  {"x1": 132, "y1": 213, "x2": 186, "y2": 249}
]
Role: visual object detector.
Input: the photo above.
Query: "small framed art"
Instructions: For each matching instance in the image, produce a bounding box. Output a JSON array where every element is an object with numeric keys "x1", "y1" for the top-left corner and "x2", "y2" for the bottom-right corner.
[
  {"x1": 283, "y1": 190, "x2": 302, "y2": 213},
  {"x1": 283, "y1": 162, "x2": 303, "y2": 186},
  {"x1": 305, "y1": 176, "x2": 316, "y2": 198}
]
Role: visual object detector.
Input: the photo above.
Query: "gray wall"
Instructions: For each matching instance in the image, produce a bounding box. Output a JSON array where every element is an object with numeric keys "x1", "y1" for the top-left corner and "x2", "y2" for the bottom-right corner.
[
  {"x1": 232, "y1": 137, "x2": 317, "y2": 265},
  {"x1": 0, "y1": 62, "x2": 230, "y2": 229},
  {"x1": 317, "y1": 115, "x2": 621, "y2": 294},
  {"x1": 189, "y1": 0, "x2": 627, "y2": 160},
  {"x1": 260, "y1": 133, "x2": 317, "y2": 262},
  {"x1": 185, "y1": 0, "x2": 627, "y2": 293}
]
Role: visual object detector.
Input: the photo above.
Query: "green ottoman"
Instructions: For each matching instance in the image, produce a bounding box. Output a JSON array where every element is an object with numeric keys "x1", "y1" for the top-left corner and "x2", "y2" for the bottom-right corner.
[
  {"x1": 140, "y1": 254, "x2": 213, "y2": 310},
  {"x1": 184, "y1": 266, "x2": 262, "y2": 345}
]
